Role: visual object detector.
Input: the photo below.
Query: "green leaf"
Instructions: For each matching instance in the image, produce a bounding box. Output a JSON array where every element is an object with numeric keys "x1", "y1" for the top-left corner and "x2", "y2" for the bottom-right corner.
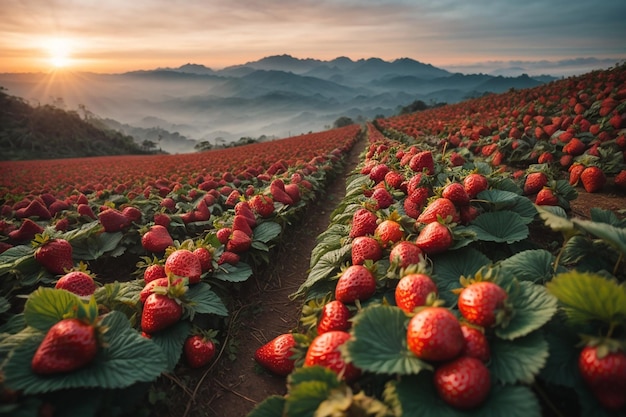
[
  {"x1": 432, "y1": 248, "x2": 491, "y2": 307},
  {"x1": 72, "y1": 231, "x2": 124, "y2": 260},
  {"x1": 573, "y1": 218, "x2": 626, "y2": 255},
  {"x1": 0, "y1": 245, "x2": 34, "y2": 273},
  {"x1": 536, "y1": 205, "x2": 577, "y2": 238},
  {"x1": 539, "y1": 319, "x2": 581, "y2": 388},
  {"x1": 467, "y1": 211, "x2": 529, "y2": 244},
  {"x1": 253, "y1": 222, "x2": 282, "y2": 243},
  {"x1": 477, "y1": 190, "x2": 536, "y2": 223},
  {"x1": 498, "y1": 250, "x2": 555, "y2": 284},
  {"x1": 150, "y1": 320, "x2": 192, "y2": 372},
  {"x1": 489, "y1": 331, "x2": 549, "y2": 384},
  {"x1": 185, "y1": 283, "x2": 228, "y2": 317},
  {"x1": 590, "y1": 207, "x2": 626, "y2": 227},
  {"x1": 247, "y1": 395, "x2": 286, "y2": 417},
  {"x1": 3, "y1": 311, "x2": 167, "y2": 394},
  {"x1": 546, "y1": 271, "x2": 626, "y2": 327},
  {"x1": 213, "y1": 262, "x2": 253, "y2": 282},
  {"x1": 0, "y1": 296, "x2": 9, "y2": 314},
  {"x1": 288, "y1": 365, "x2": 342, "y2": 390},
  {"x1": 23, "y1": 287, "x2": 81, "y2": 331},
  {"x1": 345, "y1": 305, "x2": 432, "y2": 375},
  {"x1": 294, "y1": 245, "x2": 351, "y2": 298},
  {"x1": 285, "y1": 380, "x2": 337, "y2": 417},
  {"x1": 495, "y1": 281, "x2": 558, "y2": 340}
]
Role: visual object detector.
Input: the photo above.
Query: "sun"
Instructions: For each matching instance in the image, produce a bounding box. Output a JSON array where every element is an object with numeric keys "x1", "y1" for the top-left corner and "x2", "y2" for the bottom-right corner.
[{"x1": 44, "y1": 38, "x2": 73, "y2": 69}]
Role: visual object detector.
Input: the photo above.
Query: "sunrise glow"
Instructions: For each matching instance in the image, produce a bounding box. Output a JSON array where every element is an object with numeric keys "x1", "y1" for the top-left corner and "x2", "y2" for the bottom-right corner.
[{"x1": 44, "y1": 38, "x2": 72, "y2": 69}]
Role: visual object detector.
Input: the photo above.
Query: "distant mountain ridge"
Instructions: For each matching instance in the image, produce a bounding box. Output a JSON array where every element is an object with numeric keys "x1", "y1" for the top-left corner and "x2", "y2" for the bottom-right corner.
[{"x1": 0, "y1": 54, "x2": 560, "y2": 154}]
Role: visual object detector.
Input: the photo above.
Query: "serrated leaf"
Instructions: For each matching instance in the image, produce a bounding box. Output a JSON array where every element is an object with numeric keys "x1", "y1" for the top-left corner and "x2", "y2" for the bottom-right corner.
[
  {"x1": 498, "y1": 250, "x2": 555, "y2": 284},
  {"x1": 72, "y1": 231, "x2": 124, "y2": 260},
  {"x1": 251, "y1": 241, "x2": 270, "y2": 251},
  {"x1": 489, "y1": 331, "x2": 549, "y2": 384},
  {"x1": 496, "y1": 281, "x2": 557, "y2": 340},
  {"x1": 468, "y1": 211, "x2": 528, "y2": 243},
  {"x1": 3, "y1": 311, "x2": 167, "y2": 394},
  {"x1": 536, "y1": 205, "x2": 577, "y2": 238},
  {"x1": 149, "y1": 320, "x2": 192, "y2": 372},
  {"x1": 288, "y1": 365, "x2": 343, "y2": 389},
  {"x1": 590, "y1": 207, "x2": 626, "y2": 227},
  {"x1": 0, "y1": 313, "x2": 25, "y2": 334},
  {"x1": 247, "y1": 395, "x2": 286, "y2": 417},
  {"x1": 213, "y1": 262, "x2": 253, "y2": 282},
  {"x1": 345, "y1": 305, "x2": 432, "y2": 375},
  {"x1": 477, "y1": 189, "x2": 536, "y2": 223},
  {"x1": 294, "y1": 245, "x2": 351, "y2": 298},
  {"x1": 539, "y1": 319, "x2": 581, "y2": 388},
  {"x1": 573, "y1": 218, "x2": 626, "y2": 255},
  {"x1": 185, "y1": 283, "x2": 228, "y2": 317},
  {"x1": 253, "y1": 222, "x2": 282, "y2": 243},
  {"x1": 285, "y1": 380, "x2": 335, "y2": 417},
  {"x1": 546, "y1": 271, "x2": 626, "y2": 326},
  {"x1": 23, "y1": 287, "x2": 81, "y2": 331},
  {"x1": 432, "y1": 248, "x2": 491, "y2": 307}
]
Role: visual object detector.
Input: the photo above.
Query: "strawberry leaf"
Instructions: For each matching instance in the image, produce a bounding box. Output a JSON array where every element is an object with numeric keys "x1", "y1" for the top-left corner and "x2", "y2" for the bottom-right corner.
[
  {"x1": 72, "y1": 231, "x2": 125, "y2": 260},
  {"x1": 345, "y1": 305, "x2": 432, "y2": 375},
  {"x1": 247, "y1": 395, "x2": 286, "y2": 417},
  {"x1": 149, "y1": 320, "x2": 192, "y2": 372},
  {"x1": 467, "y1": 211, "x2": 529, "y2": 244},
  {"x1": 253, "y1": 222, "x2": 282, "y2": 243},
  {"x1": 572, "y1": 218, "x2": 626, "y2": 255},
  {"x1": 294, "y1": 245, "x2": 351, "y2": 298},
  {"x1": 431, "y1": 248, "x2": 491, "y2": 307},
  {"x1": 477, "y1": 189, "x2": 537, "y2": 224},
  {"x1": 536, "y1": 206, "x2": 577, "y2": 237},
  {"x1": 489, "y1": 331, "x2": 550, "y2": 385},
  {"x1": 213, "y1": 262, "x2": 253, "y2": 282},
  {"x1": 185, "y1": 283, "x2": 228, "y2": 317},
  {"x1": 546, "y1": 271, "x2": 626, "y2": 327},
  {"x1": 495, "y1": 281, "x2": 558, "y2": 340},
  {"x1": 498, "y1": 249, "x2": 557, "y2": 284},
  {"x1": 23, "y1": 287, "x2": 81, "y2": 331},
  {"x1": 288, "y1": 365, "x2": 343, "y2": 389},
  {"x1": 539, "y1": 319, "x2": 581, "y2": 388},
  {"x1": 589, "y1": 207, "x2": 626, "y2": 227}
]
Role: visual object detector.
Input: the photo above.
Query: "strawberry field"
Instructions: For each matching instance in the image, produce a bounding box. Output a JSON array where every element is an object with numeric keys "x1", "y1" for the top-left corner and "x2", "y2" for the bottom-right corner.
[{"x1": 1, "y1": 64, "x2": 626, "y2": 417}]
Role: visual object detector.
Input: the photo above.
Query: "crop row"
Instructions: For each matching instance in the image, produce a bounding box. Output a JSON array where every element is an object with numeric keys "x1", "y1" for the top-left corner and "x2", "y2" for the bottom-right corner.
[
  {"x1": 0, "y1": 124, "x2": 361, "y2": 416},
  {"x1": 249, "y1": 67, "x2": 626, "y2": 417}
]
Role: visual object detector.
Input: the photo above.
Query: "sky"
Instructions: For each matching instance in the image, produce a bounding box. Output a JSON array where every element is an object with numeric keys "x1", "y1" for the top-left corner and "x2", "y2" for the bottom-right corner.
[{"x1": 2, "y1": 0, "x2": 626, "y2": 76}]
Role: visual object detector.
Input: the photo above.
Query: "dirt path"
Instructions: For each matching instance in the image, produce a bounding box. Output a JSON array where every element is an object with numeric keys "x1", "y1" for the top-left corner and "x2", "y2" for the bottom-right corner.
[{"x1": 176, "y1": 135, "x2": 368, "y2": 417}]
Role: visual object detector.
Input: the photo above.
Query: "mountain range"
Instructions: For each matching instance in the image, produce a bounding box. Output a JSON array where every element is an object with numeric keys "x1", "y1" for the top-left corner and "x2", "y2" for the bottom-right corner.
[{"x1": 0, "y1": 55, "x2": 559, "y2": 153}]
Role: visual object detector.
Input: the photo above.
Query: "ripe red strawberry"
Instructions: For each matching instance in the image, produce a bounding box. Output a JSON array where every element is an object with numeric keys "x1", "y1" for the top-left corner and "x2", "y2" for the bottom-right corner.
[
  {"x1": 563, "y1": 137, "x2": 586, "y2": 156},
  {"x1": 9, "y1": 218, "x2": 44, "y2": 242},
  {"x1": 535, "y1": 187, "x2": 559, "y2": 206},
  {"x1": 144, "y1": 263, "x2": 166, "y2": 283},
  {"x1": 216, "y1": 227, "x2": 232, "y2": 245},
  {"x1": 15, "y1": 199, "x2": 51, "y2": 220},
  {"x1": 459, "y1": 205, "x2": 480, "y2": 225},
  {"x1": 254, "y1": 333, "x2": 297, "y2": 376},
  {"x1": 523, "y1": 172, "x2": 548, "y2": 195},
  {"x1": 614, "y1": 169, "x2": 626, "y2": 191},
  {"x1": 249, "y1": 194, "x2": 275, "y2": 218},
  {"x1": 335, "y1": 265, "x2": 377, "y2": 304},
  {"x1": 569, "y1": 163, "x2": 585, "y2": 186},
  {"x1": 121, "y1": 206, "x2": 142, "y2": 223},
  {"x1": 33, "y1": 235, "x2": 73, "y2": 275},
  {"x1": 449, "y1": 152, "x2": 465, "y2": 167},
  {"x1": 407, "y1": 307, "x2": 464, "y2": 361},
  {"x1": 578, "y1": 345, "x2": 626, "y2": 410},
  {"x1": 284, "y1": 183, "x2": 301, "y2": 203},
  {"x1": 31, "y1": 318, "x2": 98, "y2": 375},
  {"x1": 415, "y1": 222, "x2": 453, "y2": 255},
  {"x1": 434, "y1": 356, "x2": 491, "y2": 409},
  {"x1": 77, "y1": 203, "x2": 97, "y2": 219},
  {"x1": 458, "y1": 281, "x2": 508, "y2": 328},
  {"x1": 389, "y1": 241, "x2": 423, "y2": 270},
  {"x1": 463, "y1": 173, "x2": 488, "y2": 198},
  {"x1": 374, "y1": 219, "x2": 403, "y2": 247},
  {"x1": 141, "y1": 293, "x2": 183, "y2": 334},
  {"x1": 460, "y1": 324, "x2": 490, "y2": 362},
  {"x1": 55, "y1": 270, "x2": 97, "y2": 296},
  {"x1": 193, "y1": 247, "x2": 213, "y2": 273},
  {"x1": 153, "y1": 212, "x2": 171, "y2": 228},
  {"x1": 417, "y1": 198, "x2": 460, "y2": 224},
  {"x1": 165, "y1": 249, "x2": 202, "y2": 284},
  {"x1": 369, "y1": 163, "x2": 390, "y2": 183},
  {"x1": 317, "y1": 300, "x2": 351, "y2": 334},
  {"x1": 141, "y1": 225, "x2": 174, "y2": 253},
  {"x1": 270, "y1": 179, "x2": 294, "y2": 205},
  {"x1": 403, "y1": 187, "x2": 429, "y2": 219},
  {"x1": 537, "y1": 151, "x2": 555, "y2": 164},
  {"x1": 232, "y1": 214, "x2": 253, "y2": 237},
  {"x1": 351, "y1": 236, "x2": 382, "y2": 265},
  {"x1": 580, "y1": 166, "x2": 606, "y2": 193},
  {"x1": 184, "y1": 335, "x2": 216, "y2": 368},
  {"x1": 384, "y1": 170, "x2": 405, "y2": 190},
  {"x1": 349, "y1": 208, "x2": 378, "y2": 238},
  {"x1": 98, "y1": 208, "x2": 131, "y2": 232},
  {"x1": 140, "y1": 277, "x2": 178, "y2": 303},
  {"x1": 394, "y1": 273, "x2": 438, "y2": 313},
  {"x1": 225, "y1": 189, "x2": 241, "y2": 207},
  {"x1": 442, "y1": 183, "x2": 470, "y2": 207},
  {"x1": 371, "y1": 187, "x2": 394, "y2": 209},
  {"x1": 217, "y1": 251, "x2": 240, "y2": 265},
  {"x1": 226, "y1": 229, "x2": 252, "y2": 253},
  {"x1": 409, "y1": 151, "x2": 435, "y2": 175},
  {"x1": 304, "y1": 330, "x2": 360, "y2": 381},
  {"x1": 406, "y1": 173, "x2": 424, "y2": 195},
  {"x1": 234, "y1": 201, "x2": 257, "y2": 227}
]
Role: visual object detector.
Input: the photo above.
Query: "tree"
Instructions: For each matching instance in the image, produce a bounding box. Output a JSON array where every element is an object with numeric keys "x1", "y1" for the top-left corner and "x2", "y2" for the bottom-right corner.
[
  {"x1": 194, "y1": 140, "x2": 213, "y2": 152},
  {"x1": 142, "y1": 140, "x2": 157, "y2": 152},
  {"x1": 333, "y1": 116, "x2": 354, "y2": 128}
]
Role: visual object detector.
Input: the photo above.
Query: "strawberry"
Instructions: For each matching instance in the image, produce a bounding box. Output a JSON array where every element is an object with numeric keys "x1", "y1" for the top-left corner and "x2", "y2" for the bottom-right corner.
[
  {"x1": 165, "y1": 249, "x2": 202, "y2": 284},
  {"x1": 614, "y1": 169, "x2": 626, "y2": 191},
  {"x1": 317, "y1": 300, "x2": 351, "y2": 334},
  {"x1": 434, "y1": 356, "x2": 491, "y2": 409},
  {"x1": 351, "y1": 236, "x2": 382, "y2": 265},
  {"x1": 563, "y1": 137, "x2": 586, "y2": 156},
  {"x1": 153, "y1": 212, "x2": 171, "y2": 228},
  {"x1": 523, "y1": 172, "x2": 548, "y2": 195},
  {"x1": 335, "y1": 265, "x2": 377, "y2": 304},
  {"x1": 374, "y1": 219, "x2": 403, "y2": 247},
  {"x1": 121, "y1": 206, "x2": 142, "y2": 223},
  {"x1": 459, "y1": 205, "x2": 480, "y2": 225},
  {"x1": 184, "y1": 335, "x2": 216, "y2": 368},
  {"x1": 394, "y1": 273, "x2": 437, "y2": 313},
  {"x1": 144, "y1": 263, "x2": 166, "y2": 283},
  {"x1": 33, "y1": 235, "x2": 73, "y2": 275},
  {"x1": 463, "y1": 173, "x2": 488, "y2": 198},
  {"x1": 384, "y1": 170, "x2": 405, "y2": 190},
  {"x1": 249, "y1": 194, "x2": 274, "y2": 218},
  {"x1": 140, "y1": 277, "x2": 181, "y2": 303},
  {"x1": 389, "y1": 241, "x2": 423, "y2": 270},
  {"x1": 349, "y1": 208, "x2": 378, "y2": 238},
  {"x1": 460, "y1": 324, "x2": 490, "y2": 362},
  {"x1": 369, "y1": 163, "x2": 390, "y2": 183},
  {"x1": 284, "y1": 183, "x2": 301, "y2": 203},
  {"x1": 77, "y1": 203, "x2": 97, "y2": 219},
  {"x1": 458, "y1": 281, "x2": 508, "y2": 328},
  {"x1": 55, "y1": 269, "x2": 97, "y2": 297},
  {"x1": 232, "y1": 214, "x2": 253, "y2": 237},
  {"x1": 371, "y1": 187, "x2": 394, "y2": 209},
  {"x1": 141, "y1": 293, "x2": 183, "y2": 334},
  {"x1": 578, "y1": 345, "x2": 626, "y2": 410},
  {"x1": 216, "y1": 227, "x2": 232, "y2": 245},
  {"x1": 417, "y1": 198, "x2": 460, "y2": 224},
  {"x1": 9, "y1": 218, "x2": 44, "y2": 242},
  {"x1": 270, "y1": 179, "x2": 294, "y2": 205},
  {"x1": 234, "y1": 201, "x2": 257, "y2": 227},
  {"x1": 406, "y1": 173, "x2": 424, "y2": 195},
  {"x1": 409, "y1": 151, "x2": 435, "y2": 175},
  {"x1": 225, "y1": 189, "x2": 241, "y2": 207},
  {"x1": 415, "y1": 222, "x2": 453, "y2": 255},
  {"x1": 254, "y1": 333, "x2": 297, "y2": 376},
  {"x1": 141, "y1": 225, "x2": 174, "y2": 253},
  {"x1": 98, "y1": 208, "x2": 131, "y2": 232},
  {"x1": 580, "y1": 166, "x2": 606, "y2": 193},
  {"x1": 537, "y1": 151, "x2": 555, "y2": 164},
  {"x1": 193, "y1": 247, "x2": 213, "y2": 273},
  {"x1": 535, "y1": 187, "x2": 558, "y2": 206},
  {"x1": 304, "y1": 330, "x2": 360, "y2": 381},
  {"x1": 15, "y1": 199, "x2": 51, "y2": 220},
  {"x1": 449, "y1": 152, "x2": 465, "y2": 167},
  {"x1": 31, "y1": 318, "x2": 98, "y2": 375},
  {"x1": 217, "y1": 251, "x2": 240, "y2": 265},
  {"x1": 403, "y1": 187, "x2": 429, "y2": 219},
  {"x1": 407, "y1": 307, "x2": 464, "y2": 361},
  {"x1": 569, "y1": 163, "x2": 585, "y2": 186},
  {"x1": 442, "y1": 183, "x2": 470, "y2": 207},
  {"x1": 226, "y1": 229, "x2": 252, "y2": 253}
]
